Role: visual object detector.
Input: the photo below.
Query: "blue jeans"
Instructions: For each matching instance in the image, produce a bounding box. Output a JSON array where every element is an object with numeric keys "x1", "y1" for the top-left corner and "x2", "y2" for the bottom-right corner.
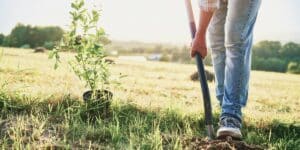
[{"x1": 207, "y1": 0, "x2": 261, "y2": 122}]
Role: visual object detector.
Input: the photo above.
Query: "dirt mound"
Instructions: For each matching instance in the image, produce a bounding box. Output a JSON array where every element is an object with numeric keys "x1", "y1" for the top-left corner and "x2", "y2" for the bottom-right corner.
[
  {"x1": 104, "y1": 58, "x2": 116, "y2": 64},
  {"x1": 182, "y1": 136, "x2": 263, "y2": 150},
  {"x1": 34, "y1": 47, "x2": 46, "y2": 53},
  {"x1": 190, "y1": 70, "x2": 215, "y2": 82}
]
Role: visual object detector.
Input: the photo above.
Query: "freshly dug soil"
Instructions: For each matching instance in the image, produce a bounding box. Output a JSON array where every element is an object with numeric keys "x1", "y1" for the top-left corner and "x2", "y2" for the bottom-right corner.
[{"x1": 181, "y1": 136, "x2": 264, "y2": 150}]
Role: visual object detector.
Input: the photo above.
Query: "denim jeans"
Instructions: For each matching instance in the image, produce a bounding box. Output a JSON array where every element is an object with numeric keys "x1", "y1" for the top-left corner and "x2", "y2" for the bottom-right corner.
[{"x1": 207, "y1": 0, "x2": 261, "y2": 122}]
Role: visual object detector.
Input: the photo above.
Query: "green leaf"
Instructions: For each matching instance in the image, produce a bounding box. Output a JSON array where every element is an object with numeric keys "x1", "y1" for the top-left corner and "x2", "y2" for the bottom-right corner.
[
  {"x1": 71, "y1": 3, "x2": 78, "y2": 10},
  {"x1": 97, "y1": 28, "x2": 105, "y2": 35},
  {"x1": 54, "y1": 63, "x2": 59, "y2": 70},
  {"x1": 78, "y1": 0, "x2": 84, "y2": 9}
]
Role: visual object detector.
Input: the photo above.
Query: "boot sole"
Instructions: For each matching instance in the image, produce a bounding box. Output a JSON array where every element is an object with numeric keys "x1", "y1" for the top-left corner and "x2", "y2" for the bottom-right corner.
[{"x1": 217, "y1": 130, "x2": 242, "y2": 140}]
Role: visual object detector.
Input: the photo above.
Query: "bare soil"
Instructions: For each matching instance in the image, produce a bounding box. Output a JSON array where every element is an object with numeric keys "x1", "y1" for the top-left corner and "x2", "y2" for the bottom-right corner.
[{"x1": 181, "y1": 136, "x2": 264, "y2": 150}]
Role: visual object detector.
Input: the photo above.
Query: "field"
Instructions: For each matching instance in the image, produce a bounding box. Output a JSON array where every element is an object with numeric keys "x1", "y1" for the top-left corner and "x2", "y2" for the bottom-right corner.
[{"x1": 0, "y1": 47, "x2": 299, "y2": 149}]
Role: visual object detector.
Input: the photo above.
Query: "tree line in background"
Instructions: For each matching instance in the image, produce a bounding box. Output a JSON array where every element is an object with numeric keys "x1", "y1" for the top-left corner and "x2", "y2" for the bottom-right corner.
[
  {"x1": 252, "y1": 41, "x2": 300, "y2": 74},
  {"x1": 108, "y1": 40, "x2": 300, "y2": 74},
  {"x1": 0, "y1": 23, "x2": 63, "y2": 49},
  {"x1": 1, "y1": 24, "x2": 300, "y2": 74}
]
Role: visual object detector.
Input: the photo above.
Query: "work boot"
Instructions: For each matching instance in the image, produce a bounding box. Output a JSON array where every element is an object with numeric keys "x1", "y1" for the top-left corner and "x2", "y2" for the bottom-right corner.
[{"x1": 216, "y1": 116, "x2": 242, "y2": 140}]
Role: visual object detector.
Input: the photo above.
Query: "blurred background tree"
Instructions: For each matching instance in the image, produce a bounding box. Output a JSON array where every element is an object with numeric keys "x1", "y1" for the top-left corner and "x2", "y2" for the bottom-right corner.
[
  {"x1": 1, "y1": 23, "x2": 63, "y2": 49},
  {"x1": 0, "y1": 34, "x2": 5, "y2": 46},
  {"x1": 252, "y1": 41, "x2": 300, "y2": 74}
]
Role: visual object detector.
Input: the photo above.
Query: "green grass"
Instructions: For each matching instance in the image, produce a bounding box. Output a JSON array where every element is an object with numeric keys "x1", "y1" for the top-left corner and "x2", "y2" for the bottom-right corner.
[
  {"x1": 0, "y1": 89, "x2": 299, "y2": 149},
  {"x1": 0, "y1": 47, "x2": 299, "y2": 149}
]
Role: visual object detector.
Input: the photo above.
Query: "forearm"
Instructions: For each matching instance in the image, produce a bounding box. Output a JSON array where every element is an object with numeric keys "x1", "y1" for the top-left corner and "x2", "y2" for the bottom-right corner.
[{"x1": 196, "y1": 10, "x2": 214, "y2": 38}]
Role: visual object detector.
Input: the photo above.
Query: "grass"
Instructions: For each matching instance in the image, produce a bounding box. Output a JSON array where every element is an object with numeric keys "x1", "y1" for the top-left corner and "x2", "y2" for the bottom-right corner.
[{"x1": 0, "y1": 47, "x2": 299, "y2": 149}]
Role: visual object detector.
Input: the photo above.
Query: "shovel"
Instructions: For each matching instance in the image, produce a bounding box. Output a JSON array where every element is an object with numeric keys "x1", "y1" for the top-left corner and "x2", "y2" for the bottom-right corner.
[{"x1": 184, "y1": 0, "x2": 214, "y2": 140}]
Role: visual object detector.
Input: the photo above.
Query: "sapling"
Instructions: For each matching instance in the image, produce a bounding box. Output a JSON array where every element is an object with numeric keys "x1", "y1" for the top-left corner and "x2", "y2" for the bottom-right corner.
[{"x1": 50, "y1": 0, "x2": 111, "y2": 101}]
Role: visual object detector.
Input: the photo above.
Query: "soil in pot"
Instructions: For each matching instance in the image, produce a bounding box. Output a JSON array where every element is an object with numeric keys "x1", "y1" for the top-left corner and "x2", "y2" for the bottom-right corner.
[{"x1": 82, "y1": 90, "x2": 113, "y2": 120}]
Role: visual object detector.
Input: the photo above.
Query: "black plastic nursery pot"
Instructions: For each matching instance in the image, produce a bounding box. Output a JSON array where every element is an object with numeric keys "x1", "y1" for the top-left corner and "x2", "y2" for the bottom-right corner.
[
  {"x1": 83, "y1": 89, "x2": 113, "y2": 102},
  {"x1": 82, "y1": 89, "x2": 113, "y2": 120}
]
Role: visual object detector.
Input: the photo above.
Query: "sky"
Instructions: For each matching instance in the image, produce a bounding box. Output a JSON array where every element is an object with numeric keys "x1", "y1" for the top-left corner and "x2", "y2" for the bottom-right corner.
[{"x1": 0, "y1": 0, "x2": 300, "y2": 45}]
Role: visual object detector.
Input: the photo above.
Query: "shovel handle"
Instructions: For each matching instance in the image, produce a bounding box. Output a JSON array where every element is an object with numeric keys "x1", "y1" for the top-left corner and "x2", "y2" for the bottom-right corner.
[{"x1": 184, "y1": 0, "x2": 214, "y2": 139}]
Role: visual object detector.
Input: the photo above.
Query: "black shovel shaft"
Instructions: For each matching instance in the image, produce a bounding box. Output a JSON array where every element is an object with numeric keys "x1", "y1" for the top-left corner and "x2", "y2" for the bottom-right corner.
[
  {"x1": 195, "y1": 54, "x2": 213, "y2": 125},
  {"x1": 184, "y1": 0, "x2": 213, "y2": 126}
]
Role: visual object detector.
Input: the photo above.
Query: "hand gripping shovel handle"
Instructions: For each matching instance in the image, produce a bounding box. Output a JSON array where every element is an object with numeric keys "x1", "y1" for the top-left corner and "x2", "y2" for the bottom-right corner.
[{"x1": 184, "y1": 0, "x2": 214, "y2": 140}]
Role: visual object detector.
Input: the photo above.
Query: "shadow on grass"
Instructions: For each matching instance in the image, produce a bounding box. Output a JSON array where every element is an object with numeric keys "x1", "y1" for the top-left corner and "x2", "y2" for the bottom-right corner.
[
  {"x1": 0, "y1": 92, "x2": 299, "y2": 149},
  {"x1": 243, "y1": 120, "x2": 300, "y2": 149}
]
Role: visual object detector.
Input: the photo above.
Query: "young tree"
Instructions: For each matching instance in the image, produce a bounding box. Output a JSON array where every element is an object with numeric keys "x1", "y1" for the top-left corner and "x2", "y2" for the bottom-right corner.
[{"x1": 50, "y1": 0, "x2": 111, "y2": 99}]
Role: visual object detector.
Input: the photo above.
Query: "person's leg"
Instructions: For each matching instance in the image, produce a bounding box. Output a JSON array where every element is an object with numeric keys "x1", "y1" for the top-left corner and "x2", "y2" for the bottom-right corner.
[
  {"x1": 216, "y1": 0, "x2": 261, "y2": 139},
  {"x1": 207, "y1": 1, "x2": 227, "y2": 106},
  {"x1": 221, "y1": 0, "x2": 261, "y2": 128}
]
